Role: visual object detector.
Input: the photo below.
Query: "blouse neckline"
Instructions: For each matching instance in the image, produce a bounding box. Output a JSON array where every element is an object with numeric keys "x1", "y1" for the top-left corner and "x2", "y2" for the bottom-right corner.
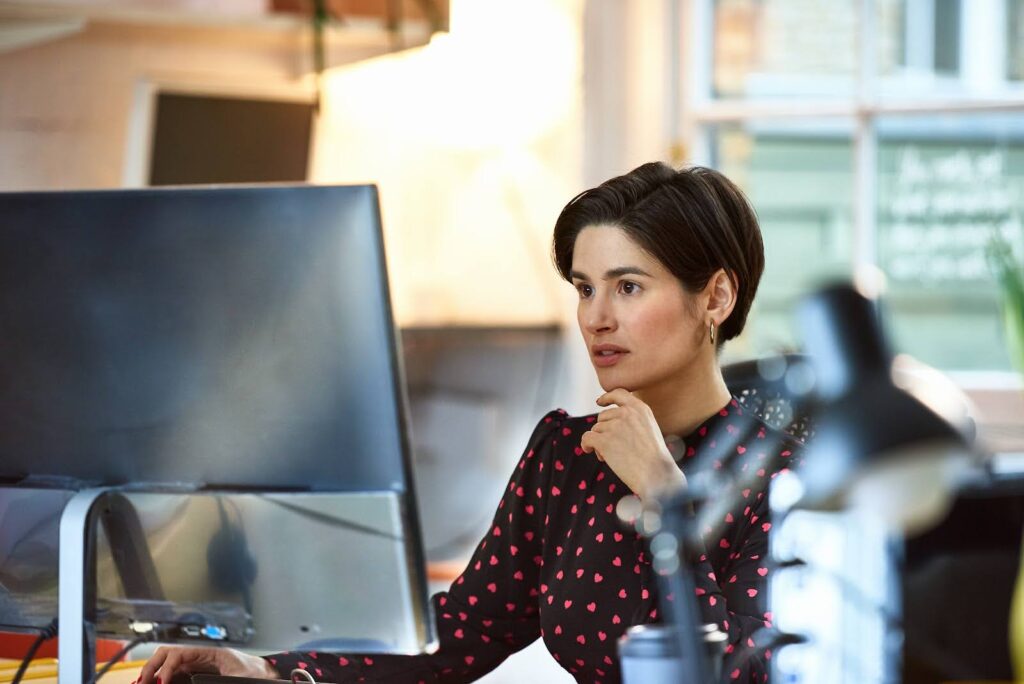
[{"x1": 663, "y1": 396, "x2": 744, "y2": 463}]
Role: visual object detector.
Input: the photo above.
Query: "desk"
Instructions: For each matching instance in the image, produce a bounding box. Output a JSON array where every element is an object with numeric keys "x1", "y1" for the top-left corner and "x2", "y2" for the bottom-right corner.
[{"x1": 0, "y1": 658, "x2": 141, "y2": 683}]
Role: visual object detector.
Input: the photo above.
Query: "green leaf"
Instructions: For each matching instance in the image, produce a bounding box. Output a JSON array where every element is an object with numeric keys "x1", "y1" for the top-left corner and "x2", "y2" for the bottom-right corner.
[{"x1": 988, "y1": 231, "x2": 1024, "y2": 372}]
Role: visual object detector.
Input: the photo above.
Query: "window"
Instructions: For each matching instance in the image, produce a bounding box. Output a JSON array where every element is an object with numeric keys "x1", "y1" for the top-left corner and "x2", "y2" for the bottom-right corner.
[
  {"x1": 687, "y1": 0, "x2": 1024, "y2": 372},
  {"x1": 709, "y1": 120, "x2": 854, "y2": 354},
  {"x1": 876, "y1": 112, "x2": 1023, "y2": 370}
]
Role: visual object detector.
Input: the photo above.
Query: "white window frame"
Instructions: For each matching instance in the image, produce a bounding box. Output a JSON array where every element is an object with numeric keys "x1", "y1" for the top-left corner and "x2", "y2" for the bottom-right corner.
[{"x1": 678, "y1": 0, "x2": 1024, "y2": 389}]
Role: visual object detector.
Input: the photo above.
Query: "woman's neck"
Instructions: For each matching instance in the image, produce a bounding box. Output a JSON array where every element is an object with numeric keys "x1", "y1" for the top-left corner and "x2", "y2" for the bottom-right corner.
[{"x1": 634, "y1": 358, "x2": 732, "y2": 438}]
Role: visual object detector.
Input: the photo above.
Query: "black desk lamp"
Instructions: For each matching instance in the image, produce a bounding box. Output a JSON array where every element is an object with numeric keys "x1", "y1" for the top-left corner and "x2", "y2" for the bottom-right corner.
[{"x1": 795, "y1": 282, "x2": 975, "y2": 532}]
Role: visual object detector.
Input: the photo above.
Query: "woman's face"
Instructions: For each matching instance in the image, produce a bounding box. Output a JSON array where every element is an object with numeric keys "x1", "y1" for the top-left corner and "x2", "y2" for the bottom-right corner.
[{"x1": 570, "y1": 224, "x2": 707, "y2": 394}]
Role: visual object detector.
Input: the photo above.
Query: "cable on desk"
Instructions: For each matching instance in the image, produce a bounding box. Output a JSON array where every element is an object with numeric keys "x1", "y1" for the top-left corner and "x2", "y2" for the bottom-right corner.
[{"x1": 10, "y1": 617, "x2": 58, "y2": 684}]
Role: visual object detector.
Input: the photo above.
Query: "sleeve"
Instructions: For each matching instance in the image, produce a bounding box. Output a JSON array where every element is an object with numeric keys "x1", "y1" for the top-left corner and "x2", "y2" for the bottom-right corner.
[
  {"x1": 263, "y1": 410, "x2": 565, "y2": 683},
  {"x1": 690, "y1": 488, "x2": 773, "y2": 683}
]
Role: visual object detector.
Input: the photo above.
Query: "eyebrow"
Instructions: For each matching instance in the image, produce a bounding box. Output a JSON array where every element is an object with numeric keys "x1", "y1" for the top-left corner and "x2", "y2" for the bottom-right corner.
[{"x1": 570, "y1": 266, "x2": 654, "y2": 281}]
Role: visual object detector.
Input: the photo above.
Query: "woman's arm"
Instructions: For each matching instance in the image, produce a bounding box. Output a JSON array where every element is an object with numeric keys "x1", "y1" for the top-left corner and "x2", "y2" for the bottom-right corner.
[
  {"x1": 135, "y1": 411, "x2": 564, "y2": 684},
  {"x1": 261, "y1": 410, "x2": 566, "y2": 683},
  {"x1": 136, "y1": 645, "x2": 278, "y2": 683},
  {"x1": 690, "y1": 489, "x2": 774, "y2": 682}
]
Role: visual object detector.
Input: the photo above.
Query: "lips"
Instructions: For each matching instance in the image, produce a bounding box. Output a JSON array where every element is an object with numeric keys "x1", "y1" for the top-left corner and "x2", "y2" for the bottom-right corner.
[{"x1": 591, "y1": 343, "x2": 629, "y2": 367}]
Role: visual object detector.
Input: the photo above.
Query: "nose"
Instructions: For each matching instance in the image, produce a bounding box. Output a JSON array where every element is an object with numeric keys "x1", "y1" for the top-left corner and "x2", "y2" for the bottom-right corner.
[{"x1": 580, "y1": 291, "x2": 616, "y2": 336}]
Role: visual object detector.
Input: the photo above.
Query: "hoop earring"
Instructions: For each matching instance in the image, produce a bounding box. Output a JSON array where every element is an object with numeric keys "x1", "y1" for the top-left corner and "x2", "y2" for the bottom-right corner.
[{"x1": 709, "y1": 320, "x2": 716, "y2": 345}]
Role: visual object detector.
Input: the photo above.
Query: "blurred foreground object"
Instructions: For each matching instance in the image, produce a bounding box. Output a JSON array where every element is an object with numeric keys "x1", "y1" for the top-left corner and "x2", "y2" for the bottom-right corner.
[
  {"x1": 1014, "y1": 533, "x2": 1024, "y2": 681},
  {"x1": 795, "y1": 283, "x2": 975, "y2": 534},
  {"x1": 770, "y1": 282, "x2": 987, "y2": 684},
  {"x1": 987, "y1": 230, "x2": 1024, "y2": 681}
]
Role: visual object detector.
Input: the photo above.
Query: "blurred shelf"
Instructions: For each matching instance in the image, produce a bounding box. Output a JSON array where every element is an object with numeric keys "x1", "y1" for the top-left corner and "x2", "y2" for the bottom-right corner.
[{"x1": 0, "y1": 0, "x2": 433, "y2": 49}]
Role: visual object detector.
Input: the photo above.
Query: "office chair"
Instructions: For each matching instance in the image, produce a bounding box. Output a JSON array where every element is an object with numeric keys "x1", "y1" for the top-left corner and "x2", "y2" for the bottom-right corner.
[{"x1": 721, "y1": 354, "x2": 815, "y2": 444}]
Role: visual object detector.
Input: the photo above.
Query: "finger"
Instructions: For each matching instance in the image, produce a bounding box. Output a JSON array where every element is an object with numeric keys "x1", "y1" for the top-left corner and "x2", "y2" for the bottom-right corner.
[
  {"x1": 154, "y1": 650, "x2": 184, "y2": 684},
  {"x1": 589, "y1": 429, "x2": 606, "y2": 461},
  {"x1": 597, "y1": 388, "x2": 635, "y2": 407},
  {"x1": 596, "y1": 406, "x2": 623, "y2": 423},
  {"x1": 138, "y1": 647, "x2": 170, "y2": 684},
  {"x1": 581, "y1": 430, "x2": 607, "y2": 462},
  {"x1": 581, "y1": 428, "x2": 605, "y2": 451}
]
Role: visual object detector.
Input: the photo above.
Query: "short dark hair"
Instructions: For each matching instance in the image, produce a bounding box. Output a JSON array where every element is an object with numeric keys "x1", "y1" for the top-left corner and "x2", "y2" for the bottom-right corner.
[{"x1": 551, "y1": 162, "x2": 764, "y2": 345}]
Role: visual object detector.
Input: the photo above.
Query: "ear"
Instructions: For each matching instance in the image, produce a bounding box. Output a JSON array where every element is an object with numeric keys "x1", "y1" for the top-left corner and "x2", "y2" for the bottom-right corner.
[{"x1": 702, "y1": 268, "x2": 737, "y2": 327}]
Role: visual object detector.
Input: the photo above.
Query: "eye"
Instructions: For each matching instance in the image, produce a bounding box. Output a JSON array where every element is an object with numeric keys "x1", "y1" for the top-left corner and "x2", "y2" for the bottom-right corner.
[
  {"x1": 575, "y1": 282, "x2": 594, "y2": 299},
  {"x1": 619, "y1": 280, "x2": 641, "y2": 295}
]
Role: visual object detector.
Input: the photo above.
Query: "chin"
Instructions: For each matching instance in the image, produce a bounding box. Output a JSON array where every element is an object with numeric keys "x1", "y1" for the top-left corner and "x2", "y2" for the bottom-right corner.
[{"x1": 593, "y1": 367, "x2": 639, "y2": 393}]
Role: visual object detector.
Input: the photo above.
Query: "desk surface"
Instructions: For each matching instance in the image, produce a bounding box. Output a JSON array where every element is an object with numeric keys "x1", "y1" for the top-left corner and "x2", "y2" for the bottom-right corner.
[{"x1": 0, "y1": 658, "x2": 140, "y2": 684}]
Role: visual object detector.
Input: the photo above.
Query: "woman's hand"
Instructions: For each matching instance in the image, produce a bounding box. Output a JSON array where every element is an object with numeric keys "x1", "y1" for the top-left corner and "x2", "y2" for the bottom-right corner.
[
  {"x1": 135, "y1": 645, "x2": 279, "y2": 683},
  {"x1": 580, "y1": 388, "x2": 686, "y2": 502}
]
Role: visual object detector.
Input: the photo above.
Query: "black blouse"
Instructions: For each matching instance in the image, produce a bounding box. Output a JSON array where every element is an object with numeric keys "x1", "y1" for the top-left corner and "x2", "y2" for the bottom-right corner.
[{"x1": 267, "y1": 397, "x2": 803, "y2": 683}]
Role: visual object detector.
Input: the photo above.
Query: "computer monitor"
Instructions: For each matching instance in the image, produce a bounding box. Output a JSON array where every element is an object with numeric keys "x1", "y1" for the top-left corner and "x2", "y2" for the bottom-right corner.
[{"x1": 0, "y1": 185, "x2": 435, "y2": 654}]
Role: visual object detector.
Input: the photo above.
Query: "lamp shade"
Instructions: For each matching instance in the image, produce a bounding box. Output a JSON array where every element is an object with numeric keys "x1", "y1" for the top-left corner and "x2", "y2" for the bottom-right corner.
[{"x1": 795, "y1": 284, "x2": 974, "y2": 533}]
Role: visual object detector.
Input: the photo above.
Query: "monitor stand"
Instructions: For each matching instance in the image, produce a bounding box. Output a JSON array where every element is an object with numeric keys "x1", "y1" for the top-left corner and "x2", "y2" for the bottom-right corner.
[
  {"x1": 58, "y1": 488, "x2": 171, "y2": 684},
  {"x1": 58, "y1": 488, "x2": 107, "y2": 684}
]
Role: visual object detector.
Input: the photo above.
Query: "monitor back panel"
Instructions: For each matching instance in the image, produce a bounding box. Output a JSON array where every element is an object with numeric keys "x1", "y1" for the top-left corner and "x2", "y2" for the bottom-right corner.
[{"x1": 0, "y1": 185, "x2": 409, "y2": 492}]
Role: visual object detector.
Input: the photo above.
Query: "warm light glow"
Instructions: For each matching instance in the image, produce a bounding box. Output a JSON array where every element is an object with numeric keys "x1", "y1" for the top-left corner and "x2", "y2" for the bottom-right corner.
[
  {"x1": 421, "y1": 0, "x2": 579, "y2": 148},
  {"x1": 319, "y1": 0, "x2": 580, "y2": 151},
  {"x1": 309, "y1": 0, "x2": 582, "y2": 327}
]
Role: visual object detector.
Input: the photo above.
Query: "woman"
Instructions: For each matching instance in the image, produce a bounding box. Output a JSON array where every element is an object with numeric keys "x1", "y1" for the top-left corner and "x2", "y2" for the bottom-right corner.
[{"x1": 137, "y1": 163, "x2": 802, "y2": 683}]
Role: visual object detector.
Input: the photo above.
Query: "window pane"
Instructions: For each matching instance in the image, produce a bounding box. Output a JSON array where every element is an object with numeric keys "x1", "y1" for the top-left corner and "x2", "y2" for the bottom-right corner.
[
  {"x1": 877, "y1": 112, "x2": 1024, "y2": 370},
  {"x1": 878, "y1": 0, "x2": 1024, "y2": 99},
  {"x1": 1011, "y1": 0, "x2": 1024, "y2": 81},
  {"x1": 932, "y1": 0, "x2": 961, "y2": 74},
  {"x1": 709, "y1": 122, "x2": 855, "y2": 358},
  {"x1": 713, "y1": 0, "x2": 859, "y2": 99}
]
